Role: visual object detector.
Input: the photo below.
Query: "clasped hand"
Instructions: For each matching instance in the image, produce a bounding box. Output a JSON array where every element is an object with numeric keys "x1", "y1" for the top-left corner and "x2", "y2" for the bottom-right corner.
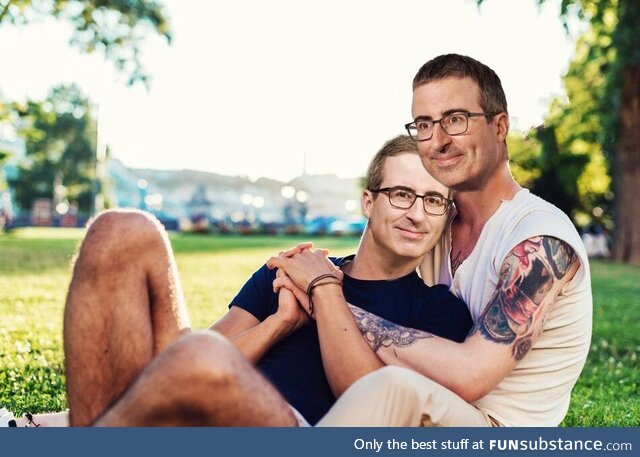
[{"x1": 268, "y1": 243, "x2": 343, "y2": 321}]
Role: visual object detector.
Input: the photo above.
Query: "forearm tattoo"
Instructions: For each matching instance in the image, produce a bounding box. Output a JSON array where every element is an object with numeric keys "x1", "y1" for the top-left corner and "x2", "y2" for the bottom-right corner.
[
  {"x1": 477, "y1": 236, "x2": 578, "y2": 361},
  {"x1": 348, "y1": 304, "x2": 433, "y2": 352}
]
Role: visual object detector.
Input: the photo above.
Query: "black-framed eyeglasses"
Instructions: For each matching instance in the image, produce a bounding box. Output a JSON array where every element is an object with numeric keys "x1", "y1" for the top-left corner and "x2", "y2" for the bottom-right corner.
[
  {"x1": 369, "y1": 186, "x2": 452, "y2": 216},
  {"x1": 405, "y1": 111, "x2": 500, "y2": 142}
]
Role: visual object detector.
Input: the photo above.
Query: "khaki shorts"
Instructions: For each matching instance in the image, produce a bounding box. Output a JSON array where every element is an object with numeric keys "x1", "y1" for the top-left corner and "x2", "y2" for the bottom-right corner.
[{"x1": 317, "y1": 366, "x2": 500, "y2": 427}]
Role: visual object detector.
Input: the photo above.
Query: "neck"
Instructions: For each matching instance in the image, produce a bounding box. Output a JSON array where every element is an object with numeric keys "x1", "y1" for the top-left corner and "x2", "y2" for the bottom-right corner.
[
  {"x1": 346, "y1": 230, "x2": 421, "y2": 280},
  {"x1": 453, "y1": 162, "x2": 521, "y2": 229}
]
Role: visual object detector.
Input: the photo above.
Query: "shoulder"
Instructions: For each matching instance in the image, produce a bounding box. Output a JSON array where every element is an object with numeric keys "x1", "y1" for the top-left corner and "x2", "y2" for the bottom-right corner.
[
  {"x1": 250, "y1": 262, "x2": 277, "y2": 282},
  {"x1": 233, "y1": 263, "x2": 278, "y2": 301},
  {"x1": 504, "y1": 190, "x2": 573, "y2": 227},
  {"x1": 506, "y1": 191, "x2": 575, "y2": 233},
  {"x1": 229, "y1": 262, "x2": 279, "y2": 319},
  {"x1": 495, "y1": 190, "x2": 588, "y2": 271}
]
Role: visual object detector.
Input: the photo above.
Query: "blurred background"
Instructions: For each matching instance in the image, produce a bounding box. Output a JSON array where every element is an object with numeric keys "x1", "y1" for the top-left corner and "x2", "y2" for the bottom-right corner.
[
  {"x1": 0, "y1": 0, "x2": 638, "y2": 264},
  {"x1": 1, "y1": 0, "x2": 639, "y2": 424}
]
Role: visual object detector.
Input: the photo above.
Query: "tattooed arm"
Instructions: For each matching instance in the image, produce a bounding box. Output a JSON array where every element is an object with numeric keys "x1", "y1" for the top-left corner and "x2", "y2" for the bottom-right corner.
[
  {"x1": 348, "y1": 304, "x2": 435, "y2": 352},
  {"x1": 269, "y1": 237, "x2": 580, "y2": 401},
  {"x1": 475, "y1": 236, "x2": 579, "y2": 360},
  {"x1": 353, "y1": 236, "x2": 580, "y2": 402}
]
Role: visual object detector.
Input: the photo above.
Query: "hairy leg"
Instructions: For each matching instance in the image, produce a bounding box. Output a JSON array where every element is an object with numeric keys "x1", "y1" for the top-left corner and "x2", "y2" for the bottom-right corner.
[
  {"x1": 27, "y1": 333, "x2": 297, "y2": 427},
  {"x1": 64, "y1": 210, "x2": 191, "y2": 426},
  {"x1": 95, "y1": 332, "x2": 298, "y2": 427}
]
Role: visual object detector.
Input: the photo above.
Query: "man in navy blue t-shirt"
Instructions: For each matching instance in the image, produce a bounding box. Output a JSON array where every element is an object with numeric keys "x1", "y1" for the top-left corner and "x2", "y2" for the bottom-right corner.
[
  {"x1": 223, "y1": 255, "x2": 470, "y2": 425},
  {"x1": 60, "y1": 135, "x2": 471, "y2": 427},
  {"x1": 209, "y1": 135, "x2": 471, "y2": 425}
]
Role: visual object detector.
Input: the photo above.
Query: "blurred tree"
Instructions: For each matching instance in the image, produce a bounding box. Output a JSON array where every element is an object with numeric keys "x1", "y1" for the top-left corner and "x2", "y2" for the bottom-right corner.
[
  {"x1": 1, "y1": 0, "x2": 169, "y2": 216},
  {"x1": 8, "y1": 84, "x2": 97, "y2": 212},
  {"x1": 507, "y1": 123, "x2": 596, "y2": 226},
  {"x1": 542, "y1": 28, "x2": 613, "y2": 227},
  {"x1": 530, "y1": 124, "x2": 591, "y2": 220},
  {"x1": 0, "y1": 0, "x2": 171, "y2": 86},
  {"x1": 506, "y1": 132, "x2": 541, "y2": 189},
  {"x1": 1, "y1": 98, "x2": 13, "y2": 184},
  {"x1": 508, "y1": 27, "x2": 612, "y2": 227},
  {"x1": 481, "y1": 0, "x2": 640, "y2": 264}
]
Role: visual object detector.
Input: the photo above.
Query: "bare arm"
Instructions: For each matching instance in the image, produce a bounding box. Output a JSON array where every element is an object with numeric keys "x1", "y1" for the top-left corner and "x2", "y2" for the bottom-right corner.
[
  {"x1": 210, "y1": 276, "x2": 309, "y2": 364},
  {"x1": 270, "y1": 237, "x2": 580, "y2": 401},
  {"x1": 349, "y1": 236, "x2": 580, "y2": 401},
  {"x1": 210, "y1": 306, "x2": 260, "y2": 338}
]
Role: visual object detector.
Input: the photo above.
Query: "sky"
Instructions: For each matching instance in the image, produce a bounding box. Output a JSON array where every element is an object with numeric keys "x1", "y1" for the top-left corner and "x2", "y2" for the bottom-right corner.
[{"x1": 0, "y1": 0, "x2": 579, "y2": 182}]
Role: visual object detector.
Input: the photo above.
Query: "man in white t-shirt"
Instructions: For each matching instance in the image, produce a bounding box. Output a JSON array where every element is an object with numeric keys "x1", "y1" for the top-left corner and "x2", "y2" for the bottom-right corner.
[{"x1": 270, "y1": 54, "x2": 592, "y2": 426}]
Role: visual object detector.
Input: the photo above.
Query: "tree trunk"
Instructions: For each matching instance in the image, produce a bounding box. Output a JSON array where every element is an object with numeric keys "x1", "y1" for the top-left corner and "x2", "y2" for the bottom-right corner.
[{"x1": 612, "y1": 64, "x2": 640, "y2": 265}]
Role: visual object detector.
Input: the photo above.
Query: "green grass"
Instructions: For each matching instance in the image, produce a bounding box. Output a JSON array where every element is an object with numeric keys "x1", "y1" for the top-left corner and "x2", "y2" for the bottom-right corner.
[
  {"x1": 561, "y1": 261, "x2": 640, "y2": 426},
  {"x1": 0, "y1": 228, "x2": 359, "y2": 416},
  {"x1": 1, "y1": 228, "x2": 639, "y2": 426}
]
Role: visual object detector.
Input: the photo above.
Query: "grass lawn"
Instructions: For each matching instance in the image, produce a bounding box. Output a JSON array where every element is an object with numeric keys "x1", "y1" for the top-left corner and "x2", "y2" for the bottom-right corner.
[{"x1": 1, "y1": 228, "x2": 639, "y2": 426}]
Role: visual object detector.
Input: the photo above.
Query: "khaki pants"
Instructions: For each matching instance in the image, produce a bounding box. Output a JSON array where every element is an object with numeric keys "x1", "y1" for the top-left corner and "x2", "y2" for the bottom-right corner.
[{"x1": 317, "y1": 366, "x2": 497, "y2": 427}]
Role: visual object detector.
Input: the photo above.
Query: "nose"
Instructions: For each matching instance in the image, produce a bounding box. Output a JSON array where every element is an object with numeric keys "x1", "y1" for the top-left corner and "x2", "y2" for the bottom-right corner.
[
  {"x1": 404, "y1": 197, "x2": 430, "y2": 226},
  {"x1": 429, "y1": 122, "x2": 452, "y2": 153}
]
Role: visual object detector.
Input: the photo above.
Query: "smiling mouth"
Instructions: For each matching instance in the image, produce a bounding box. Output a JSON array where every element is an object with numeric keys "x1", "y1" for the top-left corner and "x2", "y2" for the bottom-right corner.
[
  {"x1": 397, "y1": 227, "x2": 426, "y2": 239},
  {"x1": 433, "y1": 154, "x2": 463, "y2": 167}
]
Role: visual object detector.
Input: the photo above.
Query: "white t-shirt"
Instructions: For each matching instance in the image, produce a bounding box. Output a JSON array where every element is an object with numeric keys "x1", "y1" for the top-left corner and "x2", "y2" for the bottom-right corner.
[{"x1": 420, "y1": 189, "x2": 592, "y2": 426}]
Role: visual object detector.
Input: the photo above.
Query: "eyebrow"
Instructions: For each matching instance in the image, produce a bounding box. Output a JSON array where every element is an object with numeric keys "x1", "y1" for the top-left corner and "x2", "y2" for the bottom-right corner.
[{"x1": 414, "y1": 108, "x2": 470, "y2": 121}]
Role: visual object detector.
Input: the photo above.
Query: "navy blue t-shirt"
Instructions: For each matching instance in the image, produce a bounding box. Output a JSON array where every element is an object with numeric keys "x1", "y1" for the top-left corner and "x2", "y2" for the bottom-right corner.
[{"x1": 229, "y1": 256, "x2": 472, "y2": 425}]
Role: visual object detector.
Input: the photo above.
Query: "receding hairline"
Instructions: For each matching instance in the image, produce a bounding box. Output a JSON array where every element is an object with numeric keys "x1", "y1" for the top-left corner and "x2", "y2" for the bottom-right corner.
[
  {"x1": 411, "y1": 54, "x2": 509, "y2": 115},
  {"x1": 413, "y1": 74, "x2": 479, "y2": 90}
]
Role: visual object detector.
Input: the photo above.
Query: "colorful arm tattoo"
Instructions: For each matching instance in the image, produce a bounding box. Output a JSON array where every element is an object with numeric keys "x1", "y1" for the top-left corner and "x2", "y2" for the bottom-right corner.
[{"x1": 476, "y1": 236, "x2": 578, "y2": 361}]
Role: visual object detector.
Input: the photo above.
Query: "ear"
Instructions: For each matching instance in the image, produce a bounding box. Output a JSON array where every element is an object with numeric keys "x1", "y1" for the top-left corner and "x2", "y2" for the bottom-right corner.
[
  {"x1": 495, "y1": 112, "x2": 510, "y2": 143},
  {"x1": 362, "y1": 190, "x2": 374, "y2": 218}
]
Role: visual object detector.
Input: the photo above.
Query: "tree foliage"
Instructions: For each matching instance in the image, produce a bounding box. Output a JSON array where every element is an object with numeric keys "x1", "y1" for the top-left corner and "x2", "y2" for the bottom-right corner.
[
  {"x1": 543, "y1": 0, "x2": 640, "y2": 264},
  {"x1": 483, "y1": 0, "x2": 614, "y2": 225},
  {"x1": 8, "y1": 84, "x2": 97, "y2": 212},
  {"x1": 1, "y1": 0, "x2": 170, "y2": 219},
  {"x1": 482, "y1": 0, "x2": 640, "y2": 264},
  {"x1": 506, "y1": 27, "x2": 612, "y2": 226},
  {"x1": 0, "y1": 0, "x2": 171, "y2": 85}
]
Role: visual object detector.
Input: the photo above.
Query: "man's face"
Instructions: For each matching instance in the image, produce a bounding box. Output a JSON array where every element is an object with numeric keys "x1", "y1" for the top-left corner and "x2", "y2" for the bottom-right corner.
[
  {"x1": 411, "y1": 77, "x2": 508, "y2": 191},
  {"x1": 363, "y1": 152, "x2": 449, "y2": 261}
]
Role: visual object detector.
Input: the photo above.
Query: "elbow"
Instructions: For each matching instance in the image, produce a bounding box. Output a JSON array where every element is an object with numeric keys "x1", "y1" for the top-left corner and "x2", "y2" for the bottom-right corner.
[
  {"x1": 457, "y1": 385, "x2": 490, "y2": 403},
  {"x1": 449, "y1": 373, "x2": 495, "y2": 403},
  {"x1": 329, "y1": 381, "x2": 347, "y2": 399}
]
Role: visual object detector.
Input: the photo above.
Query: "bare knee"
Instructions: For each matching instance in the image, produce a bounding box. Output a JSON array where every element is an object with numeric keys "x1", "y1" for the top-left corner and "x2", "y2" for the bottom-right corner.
[
  {"x1": 159, "y1": 331, "x2": 244, "y2": 390},
  {"x1": 85, "y1": 209, "x2": 166, "y2": 248},
  {"x1": 76, "y1": 210, "x2": 168, "y2": 268}
]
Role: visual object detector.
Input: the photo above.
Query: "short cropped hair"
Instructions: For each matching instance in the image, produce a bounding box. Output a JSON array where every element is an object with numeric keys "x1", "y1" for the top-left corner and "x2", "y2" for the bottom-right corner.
[
  {"x1": 366, "y1": 135, "x2": 418, "y2": 191},
  {"x1": 413, "y1": 54, "x2": 508, "y2": 116}
]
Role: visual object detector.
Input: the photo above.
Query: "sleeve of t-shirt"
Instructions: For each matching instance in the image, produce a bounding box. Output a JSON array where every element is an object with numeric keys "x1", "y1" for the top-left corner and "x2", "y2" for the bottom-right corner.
[
  {"x1": 228, "y1": 264, "x2": 277, "y2": 322},
  {"x1": 412, "y1": 284, "x2": 473, "y2": 343},
  {"x1": 493, "y1": 211, "x2": 589, "y2": 287}
]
